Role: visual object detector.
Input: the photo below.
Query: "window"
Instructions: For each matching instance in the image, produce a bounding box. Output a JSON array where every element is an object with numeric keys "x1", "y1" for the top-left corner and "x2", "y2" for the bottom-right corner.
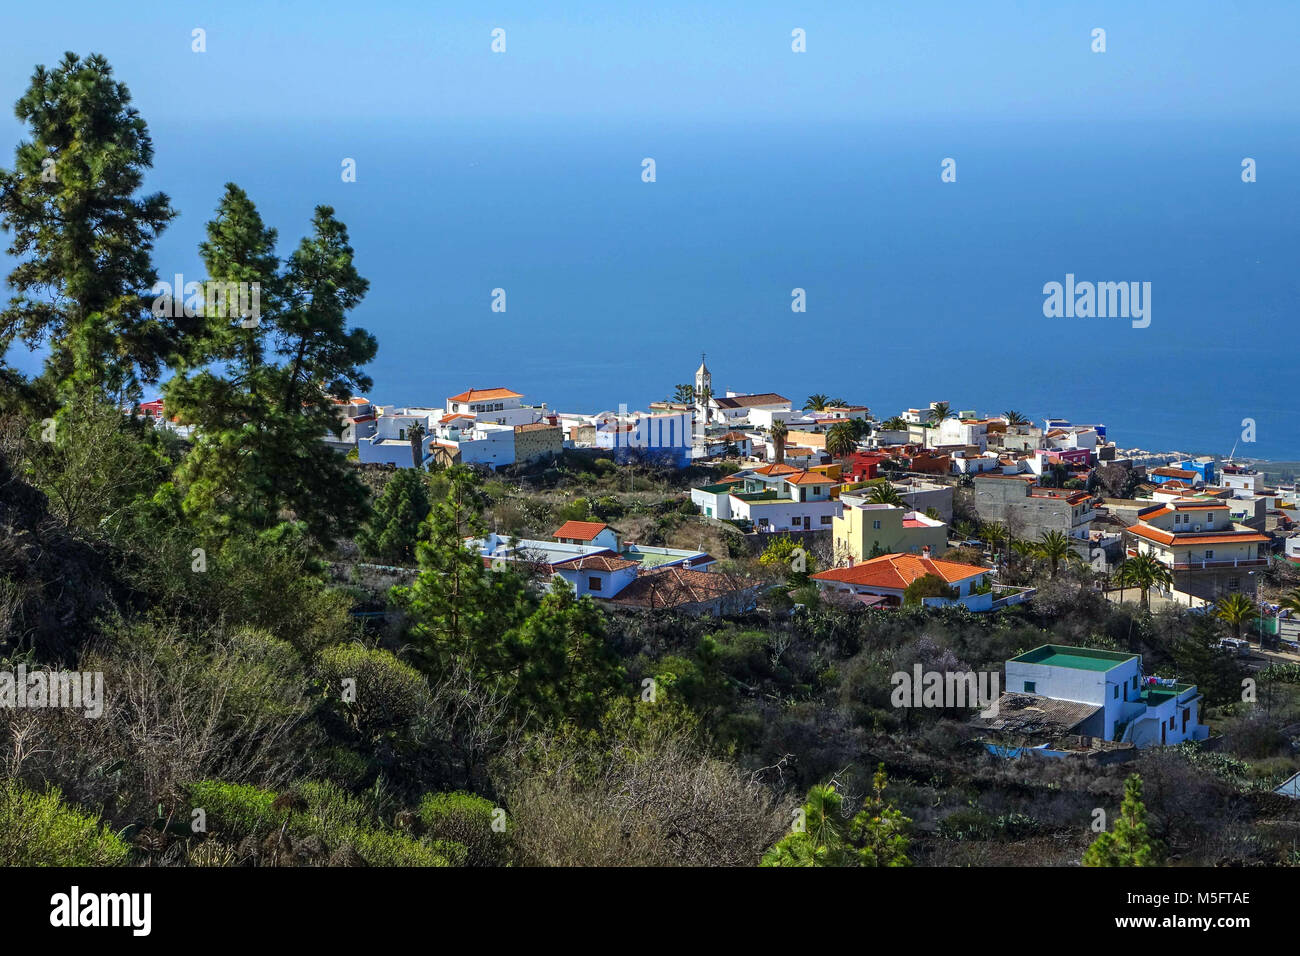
[
  {"x1": 1132, "y1": 675, "x2": 1138, "y2": 690},
  {"x1": 588, "y1": 576, "x2": 602, "y2": 592},
  {"x1": 820, "y1": 515, "x2": 833, "y2": 525},
  {"x1": 1168, "y1": 716, "x2": 1176, "y2": 730},
  {"x1": 1023, "y1": 681, "x2": 1036, "y2": 694},
  {"x1": 398, "y1": 428, "x2": 405, "y2": 440},
  {"x1": 1228, "y1": 577, "x2": 1240, "y2": 591},
  {"x1": 1206, "y1": 514, "x2": 1215, "y2": 526},
  {"x1": 1204, "y1": 550, "x2": 1214, "y2": 559},
  {"x1": 1113, "y1": 685, "x2": 1119, "y2": 699},
  {"x1": 872, "y1": 520, "x2": 881, "y2": 530}
]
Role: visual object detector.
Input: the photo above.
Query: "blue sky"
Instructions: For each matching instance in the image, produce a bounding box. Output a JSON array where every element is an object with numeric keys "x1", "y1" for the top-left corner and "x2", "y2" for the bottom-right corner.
[
  {"x1": 2, "y1": 2, "x2": 1298, "y2": 457},
  {"x1": 1, "y1": 1, "x2": 1296, "y2": 126}
]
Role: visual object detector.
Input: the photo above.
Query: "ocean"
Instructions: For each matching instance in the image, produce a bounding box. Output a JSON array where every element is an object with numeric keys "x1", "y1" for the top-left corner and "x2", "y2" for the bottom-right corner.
[{"x1": 5, "y1": 116, "x2": 1298, "y2": 458}]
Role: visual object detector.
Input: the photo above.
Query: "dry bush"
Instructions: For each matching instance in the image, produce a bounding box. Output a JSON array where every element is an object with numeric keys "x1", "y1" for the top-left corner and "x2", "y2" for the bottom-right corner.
[
  {"x1": 498, "y1": 704, "x2": 789, "y2": 866},
  {"x1": 0, "y1": 621, "x2": 317, "y2": 826}
]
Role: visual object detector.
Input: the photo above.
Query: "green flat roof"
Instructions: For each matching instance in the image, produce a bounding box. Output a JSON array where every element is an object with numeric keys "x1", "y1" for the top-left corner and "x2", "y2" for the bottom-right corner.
[{"x1": 1011, "y1": 644, "x2": 1138, "y2": 672}]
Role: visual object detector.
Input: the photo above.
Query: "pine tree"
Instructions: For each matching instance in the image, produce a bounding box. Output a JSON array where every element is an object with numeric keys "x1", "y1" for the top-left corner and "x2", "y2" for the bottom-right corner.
[
  {"x1": 1083, "y1": 774, "x2": 1163, "y2": 866},
  {"x1": 164, "y1": 184, "x2": 282, "y2": 533},
  {"x1": 503, "y1": 578, "x2": 624, "y2": 727},
  {"x1": 163, "y1": 191, "x2": 376, "y2": 545},
  {"x1": 394, "y1": 467, "x2": 533, "y2": 676},
  {"x1": 762, "y1": 765, "x2": 912, "y2": 867},
  {"x1": 851, "y1": 763, "x2": 912, "y2": 866},
  {"x1": 0, "y1": 53, "x2": 177, "y2": 403},
  {"x1": 357, "y1": 469, "x2": 430, "y2": 565},
  {"x1": 761, "y1": 784, "x2": 852, "y2": 867}
]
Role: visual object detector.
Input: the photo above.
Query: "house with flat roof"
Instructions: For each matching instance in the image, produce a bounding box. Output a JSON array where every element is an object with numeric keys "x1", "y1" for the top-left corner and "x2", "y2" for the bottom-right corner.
[
  {"x1": 1001, "y1": 644, "x2": 1207, "y2": 747},
  {"x1": 832, "y1": 498, "x2": 948, "y2": 563}
]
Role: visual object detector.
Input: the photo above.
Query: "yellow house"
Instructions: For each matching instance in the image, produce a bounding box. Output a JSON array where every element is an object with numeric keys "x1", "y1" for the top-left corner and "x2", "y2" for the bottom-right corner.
[{"x1": 834, "y1": 495, "x2": 949, "y2": 564}]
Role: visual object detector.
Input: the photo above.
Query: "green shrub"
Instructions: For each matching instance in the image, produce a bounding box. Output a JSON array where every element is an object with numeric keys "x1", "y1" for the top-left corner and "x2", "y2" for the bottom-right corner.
[
  {"x1": 350, "y1": 827, "x2": 451, "y2": 866},
  {"x1": 295, "y1": 780, "x2": 372, "y2": 842},
  {"x1": 417, "y1": 791, "x2": 512, "y2": 867},
  {"x1": 186, "y1": 780, "x2": 288, "y2": 839},
  {"x1": 0, "y1": 781, "x2": 130, "y2": 866},
  {"x1": 316, "y1": 644, "x2": 431, "y2": 738}
]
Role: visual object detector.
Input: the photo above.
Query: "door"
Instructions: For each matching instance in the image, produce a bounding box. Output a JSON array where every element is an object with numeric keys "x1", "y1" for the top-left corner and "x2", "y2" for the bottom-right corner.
[{"x1": 803, "y1": 516, "x2": 810, "y2": 530}]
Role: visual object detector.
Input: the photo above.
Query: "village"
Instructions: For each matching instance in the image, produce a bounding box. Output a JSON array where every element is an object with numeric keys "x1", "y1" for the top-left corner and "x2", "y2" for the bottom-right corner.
[{"x1": 133, "y1": 358, "x2": 1300, "y2": 770}]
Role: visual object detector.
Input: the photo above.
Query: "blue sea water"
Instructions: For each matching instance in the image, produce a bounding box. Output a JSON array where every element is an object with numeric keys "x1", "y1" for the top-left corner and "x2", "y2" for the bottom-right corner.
[{"x1": 5, "y1": 116, "x2": 1299, "y2": 458}]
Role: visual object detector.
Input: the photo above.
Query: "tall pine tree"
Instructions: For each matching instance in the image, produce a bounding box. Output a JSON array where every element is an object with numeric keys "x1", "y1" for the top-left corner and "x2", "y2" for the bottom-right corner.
[
  {"x1": 0, "y1": 52, "x2": 177, "y2": 405},
  {"x1": 164, "y1": 190, "x2": 376, "y2": 546}
]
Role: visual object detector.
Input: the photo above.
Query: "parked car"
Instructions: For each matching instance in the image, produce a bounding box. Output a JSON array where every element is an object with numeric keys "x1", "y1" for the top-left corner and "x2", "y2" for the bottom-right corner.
[{"x1": 1218, "y1": 638, "x2": 1251, "y2": 658}]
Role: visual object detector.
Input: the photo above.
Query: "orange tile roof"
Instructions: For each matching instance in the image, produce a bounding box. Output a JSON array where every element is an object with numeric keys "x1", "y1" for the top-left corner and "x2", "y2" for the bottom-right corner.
[
  {"x1": 753, "y1": 463, "x2": 800, "y2": 476},
  {"x1": 552, "y1": 553, "x2": 638, "y2": 572},
  {"x1": 785, "y1": 471, "x2": 836, "y2": 485},
  {"x1": 553, "y1": 520, "x2": 611, "y2": 541},
  {"x1": 812, "y1": 553, "x2": 986, "y2": 591},
  {"x1": 1127, "y1": 525, "x2": 1270, "y2": 547},
  {"x1": 447, "y1": 387, "x2": 522, "y2": 403},
  {"x1": 607, "y1": 567, "x2": 750, "y2": 609}
]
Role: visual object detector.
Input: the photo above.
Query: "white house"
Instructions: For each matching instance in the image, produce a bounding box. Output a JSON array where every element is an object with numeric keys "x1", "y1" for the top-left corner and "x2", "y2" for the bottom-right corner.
[
  {"x1": 1003, "y1": 644, "x2": 1207, "y2": 746},
  {"x1": 936, "y1": 418, "x2": 990, "y2": 451},
  {"x1": 442, "y1": 387, "x2": 541, "y2": 428},
  {"x1": 357, "y1": 409, "x2": 434, "y2": 467}
]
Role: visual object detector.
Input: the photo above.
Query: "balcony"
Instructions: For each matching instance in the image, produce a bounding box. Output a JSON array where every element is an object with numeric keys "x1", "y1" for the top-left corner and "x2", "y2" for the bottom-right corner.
[{"x1": 1169, "y1": 558, "x2": 1268, "y2": 571}]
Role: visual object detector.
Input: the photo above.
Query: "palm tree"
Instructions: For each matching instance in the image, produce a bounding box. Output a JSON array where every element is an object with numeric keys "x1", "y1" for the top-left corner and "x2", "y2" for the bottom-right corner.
[
  {"x1": 880, "y1": 416, "x2": 908, "y2": 431},
  {"x1": 1214, "y1": 593, "x2": 1258, "y2": 641},
  {"x1": 1279, "y1": 587, "x2": 1300, "y2": 616},
  {"x1": 1010, "y1": 538, "x2": 1036, "y2": 560},
  {"x1": 805, "y1": 393, "x2": 830, "y2": 412},
  {"x1": 867, "y1": 482, "x2": 904, "y2": 506},
  {"x1": 769, "y1": 418, "x2": 788, "y2": 465},
  {"x1": 826, "y1": 398, "x2": 849, "y2": 408},
  {"x1": 927, "y1": 402, "x2": 952, "y2": 425},
  {"x1": 1121, "y1": 554, "x2": 1173, "y2": 610},
  {"x1": 1035, "y1": 530, "x2": 1076, "y2": 576},
  {"x1": 825, "y1": 421, "x2": 857, "y2": 459},
  {"x1": 408, "y1": 421, "x2": 427, "y2": 470},
  {"x1": 1112, "y1": 559, "x2": 1138, "y2": 604},
  {"x1": 1003, "y1": 410, "x2": 1029, "y2": 427},
  {"x1": 982, "y1": 521, "x2": 1009, "y2": 560}
]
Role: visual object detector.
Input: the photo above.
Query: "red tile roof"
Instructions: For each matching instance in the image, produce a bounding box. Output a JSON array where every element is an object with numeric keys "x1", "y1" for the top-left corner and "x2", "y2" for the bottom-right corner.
[
  {"x1": 552, "y1": 553, "x2": 638, "y2": 572},
  {"x1": 813, "y1": 553, "x2": 986, "y2": 591},
  {"x1": 607, "y1": 567, "x2": 751, "y2": 609},
  {"x1": 785, "y1": 471, "x2": 836, "y2": 485},
  {"x1": 713, "y1": 393, "x2": 790, "y2": 409},
  {"x1": 553, "y1": 520, "x2": 611, "y2": 541},
  {"x1": 447, "y1": 387, "x2": 522, "y2": 403},
  {"x1": 1126, "y1": 524, "x2": 1270, "y2": 547}
]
